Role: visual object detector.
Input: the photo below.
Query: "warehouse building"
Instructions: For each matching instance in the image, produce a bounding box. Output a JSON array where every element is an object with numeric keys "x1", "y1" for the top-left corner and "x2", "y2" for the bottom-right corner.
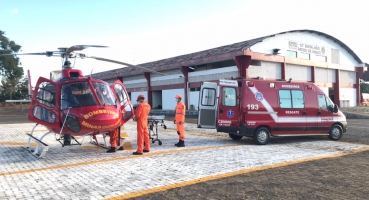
[{"x1": 92, "y1": 30, "x2": 367, "y2": 110}]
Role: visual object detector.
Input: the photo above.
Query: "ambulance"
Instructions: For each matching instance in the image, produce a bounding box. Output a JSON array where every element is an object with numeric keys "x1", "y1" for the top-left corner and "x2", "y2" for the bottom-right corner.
[{"x1": 197, "y1": 78, "x2": 347, "y2": 145}]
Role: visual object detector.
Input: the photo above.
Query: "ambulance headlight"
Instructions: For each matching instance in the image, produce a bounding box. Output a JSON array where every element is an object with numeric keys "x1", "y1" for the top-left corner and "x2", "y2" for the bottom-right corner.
[{"x1": 62, "y1": 114, "x2": 81, "y2": 133}]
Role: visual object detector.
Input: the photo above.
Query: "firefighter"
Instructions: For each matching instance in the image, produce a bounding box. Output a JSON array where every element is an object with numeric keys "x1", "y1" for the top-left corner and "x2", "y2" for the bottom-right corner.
[
  {"x1": 174, "y1": 94, "x2": 186, "y2": 147},
  {"x1": 107, "y1": 127, "x2": 124, "y2": 153},
  {"x1": 133, "y1": 94, "x2": 151, "y2": 155},
  {"x1": 107, "y1": 104, "x2": 127, "y2": 153}
]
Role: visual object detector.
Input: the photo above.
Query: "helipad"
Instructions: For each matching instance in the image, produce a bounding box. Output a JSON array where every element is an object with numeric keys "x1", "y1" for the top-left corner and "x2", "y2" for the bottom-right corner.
[{"x1": 0, "y1": 121, "x2": 368, "y2": 200}]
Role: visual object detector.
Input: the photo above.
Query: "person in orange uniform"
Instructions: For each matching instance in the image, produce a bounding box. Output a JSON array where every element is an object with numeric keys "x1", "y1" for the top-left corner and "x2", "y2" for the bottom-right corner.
[
  {"x1": 133, "y1": 94, "x2": 151, "y2": 155},
  {"x1": 107, "y1": 100, "x2": 127, "y2": 153},
  {"x1": 174, "y1": 94, "x2": 186, "y2": 147},
  {"x1": 107, "y1": 127, "x2": 124, "y2": 153}
]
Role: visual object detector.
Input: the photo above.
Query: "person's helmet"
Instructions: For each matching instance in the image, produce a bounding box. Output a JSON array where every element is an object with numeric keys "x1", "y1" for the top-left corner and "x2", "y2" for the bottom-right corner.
[
  {"x1": 136, "y1": 94, "x2": 145, "y2": 101},
  {"x1": 175, "y1": 94, "x2": 182, "y2": 99}
]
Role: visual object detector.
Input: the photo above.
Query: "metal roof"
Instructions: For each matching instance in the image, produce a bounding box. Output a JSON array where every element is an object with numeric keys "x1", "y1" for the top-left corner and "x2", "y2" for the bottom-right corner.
[{"x1": 92, "y1": 29, "x2": 363, "y2": 79}]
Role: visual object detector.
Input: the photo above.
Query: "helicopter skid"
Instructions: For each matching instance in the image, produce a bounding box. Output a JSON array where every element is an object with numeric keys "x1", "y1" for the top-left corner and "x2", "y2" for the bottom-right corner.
[
  {"x1": 24, "y1": 124, "x2": 51, "y2": 159},
  {"x1": 89, "y1": 133, "x2": 125, "y2": 150}
]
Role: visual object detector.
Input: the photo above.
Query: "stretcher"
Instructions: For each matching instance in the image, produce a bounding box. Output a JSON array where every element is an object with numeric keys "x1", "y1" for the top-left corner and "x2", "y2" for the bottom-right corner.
[{"x1": 147, "y1": 115, "x2": 167, "y2": 145}]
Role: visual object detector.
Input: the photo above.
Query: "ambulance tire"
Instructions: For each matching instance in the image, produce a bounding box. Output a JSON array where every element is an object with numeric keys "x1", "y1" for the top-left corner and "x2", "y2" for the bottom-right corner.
[
  {"x1": 328, "y1": 124, "x2": 343, "y2": 140},
  {"x1": 228, "y1": 133, "x2": 243, "y2": 140},
  {"x1": 253, "y1": 127, "x2": 270, "y2": 145}
]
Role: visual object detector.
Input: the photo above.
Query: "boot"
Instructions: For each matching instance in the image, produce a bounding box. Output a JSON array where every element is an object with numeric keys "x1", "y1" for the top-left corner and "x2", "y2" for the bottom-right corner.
[
  {"x1": 107, "y1": 147, "x2": 116, "y2": 153},
  {"x1": 117, "y1": 146, "x2": 124, "y2": 151},
  {"x1": 176, "y1": 140, "x2": 185, "y2": 147},
  {"x1": 174, "y1": 140, "x2": 181, "y2": 146}
]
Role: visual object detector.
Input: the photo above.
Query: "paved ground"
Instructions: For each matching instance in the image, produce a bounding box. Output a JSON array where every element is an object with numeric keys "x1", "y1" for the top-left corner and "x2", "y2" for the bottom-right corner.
[{"x1": 0, "y1": 107, "x2": 369, "y2": 200}]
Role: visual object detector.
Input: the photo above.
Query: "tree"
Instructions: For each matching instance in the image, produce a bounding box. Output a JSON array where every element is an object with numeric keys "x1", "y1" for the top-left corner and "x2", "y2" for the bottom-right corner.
[
  {"x1": 361, "y1": 82, "x2": 369, "y2": 94},
  {"x1": 0, "y1": 30, "x2": 23, "y2": 100}
]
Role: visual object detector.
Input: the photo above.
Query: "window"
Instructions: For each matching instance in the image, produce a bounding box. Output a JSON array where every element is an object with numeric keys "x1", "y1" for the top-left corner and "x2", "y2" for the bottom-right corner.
[
  {"x1": 331, "y1": 48, "x2": 340, "y2": 64},
  {"x1": 279, "y1": 90, "x2": 304, "y2": 108},
  {"x1": 201, "y1": 88, "x2": 216, "y2": 106},
  {"x1": 33, "y1": 106, "x2": 56, "y2": 123},
  {"x1": 114, "y1": 84, "x2": 128, "y2": 106},
  {"x1": 222, "y1": 87, "x2": 236, "y2": 106},
  {"x1": 318, "y1": 94, "x2": 333, "y2": 110},
  {"x1": 298, "y1": 52, "x2": 310, "y2": 60},
  {"x1": 92, "y1": 82, "x2": 116, "y2": 106},
  {"x1": 36, "y1": 82, "x2": 56, "y2": 108},
  {"x1": 286, "y1": 50, "x2": 297, "y2": 58},
  {"x1": 61, "y1": 82, "x2": 98, "y2": 110}
]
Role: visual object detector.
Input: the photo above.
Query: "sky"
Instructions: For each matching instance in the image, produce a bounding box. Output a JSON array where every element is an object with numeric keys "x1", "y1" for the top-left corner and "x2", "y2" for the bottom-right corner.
[{"x1": 1, "y1": 0, "x2": 368, "y2": 86}]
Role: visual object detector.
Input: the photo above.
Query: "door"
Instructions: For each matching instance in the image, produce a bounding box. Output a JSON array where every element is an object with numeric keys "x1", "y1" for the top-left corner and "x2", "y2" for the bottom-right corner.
[
  {"x1": 198, "y1": 82, "x2": 218, "y2": 129},
  {"x1": 28, "y1": 77, "x2": 60, "y2": 129},
  {"x1": 217, "y1": 84, "x2": 239, "y2": 132},
  {"x1": 317, "y1": 93, "x2": 335, "y2": 133},
  {"x1": 111, "y1": 80, "x2": 134, "y2": 124}
]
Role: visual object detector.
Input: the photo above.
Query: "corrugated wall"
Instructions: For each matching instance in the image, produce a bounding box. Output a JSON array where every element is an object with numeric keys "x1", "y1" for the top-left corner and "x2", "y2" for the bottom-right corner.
[
  {"x1": 340, "y1": 70, "x2": 356, "y2": 84},
  {"x1": 248, "y1": 61, "x2": 281, "y2": 79},
  {"x1": 188, "y1": 66, "x2": 238, "y2": 82},
  {"x1": 315, "y1": 68, "x2": 336, "y2": 83},
  {"x1": 286, "y1": 64, "x2": 311, "y2": 81}
]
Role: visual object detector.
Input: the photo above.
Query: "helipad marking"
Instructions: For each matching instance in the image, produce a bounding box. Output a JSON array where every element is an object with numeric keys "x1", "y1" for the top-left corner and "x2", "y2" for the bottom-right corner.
[
  {"x1": 123, "y1": 142, "x2": 132, "y2": 150},
  {"x1": 104, "y1": 147, "x2": 369, "y2": 200},
  {"x1": 0, "y1": 142, "x2": 37, "y2": 146},
  {"x1": 25, "y1": 130, "x2": 48, "y2": 133},
  {"x1": 0, "y1": 144, "x2": 240, "y2": 177}
]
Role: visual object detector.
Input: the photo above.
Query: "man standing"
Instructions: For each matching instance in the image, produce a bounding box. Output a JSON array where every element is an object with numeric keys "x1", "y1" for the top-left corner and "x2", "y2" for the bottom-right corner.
[
  {"x1": 133, "y1": 94, "x2": 151, "y2": 155},
  {"x1": 106, "y1": 127, "x2": 124, "y2": 153},
  {"x1": 174, "y1": 95, "x2": 186, "y2": 147}
]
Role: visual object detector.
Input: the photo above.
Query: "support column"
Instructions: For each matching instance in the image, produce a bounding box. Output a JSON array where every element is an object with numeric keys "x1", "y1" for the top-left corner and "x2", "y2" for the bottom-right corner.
[
  {"x1": 144, "y1": 72, "x2": 152, "y2": 107},
  {"x1": 311, "y1": 66, "x2": 316, "y2": 83},
  {"x1": 334, "y1": 69, "x2": 340, "y2": 106},
  {"x1": 281, "y1": 63, "x2": 286, "y2": 80},
  {"x1": 355, "y1": 67, "x2": 365, "y2": 106},
  {"x1": 234, "y1": 55, "x2": 252, "y2": 78},
  {"x1": 181, "y1": 66, "x2": 189, "y2": 110}
]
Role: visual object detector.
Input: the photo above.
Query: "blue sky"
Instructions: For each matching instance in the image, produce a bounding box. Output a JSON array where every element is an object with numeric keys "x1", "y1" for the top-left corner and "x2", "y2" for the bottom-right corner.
[{"x1": 1, "y1": 0, "x2": 368, "y2": 86}]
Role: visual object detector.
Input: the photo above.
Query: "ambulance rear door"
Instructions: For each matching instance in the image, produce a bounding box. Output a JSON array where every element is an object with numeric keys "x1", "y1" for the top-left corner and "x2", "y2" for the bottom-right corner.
[{"x1": 198, "y1": 82, "x2": 218, "y2": 129}]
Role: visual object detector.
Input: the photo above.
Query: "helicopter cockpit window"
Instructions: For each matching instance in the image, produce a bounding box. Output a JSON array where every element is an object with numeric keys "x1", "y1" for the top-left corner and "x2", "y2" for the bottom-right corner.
[
  {"x1": 114, "y1": 84, "x2": 128, "y2": 105},
  {"x1": 36, "y1": 82, "x2": 56, "y2": 108},
  {"x1": 61, "y1": 82, "x2": 97, "y2": 110},
  {"x1": 92, "y1": 82, "x2": 116, "y2": 106}
]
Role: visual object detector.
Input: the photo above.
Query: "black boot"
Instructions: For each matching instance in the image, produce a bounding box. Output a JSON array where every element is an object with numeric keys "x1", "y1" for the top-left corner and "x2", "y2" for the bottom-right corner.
[
  {"x1": 176, "y1": 140, "x2": 185, "y2": 147},
  {"x1": 107, "y1": 147, "x2": 116, "y2": 153},
  {"x1": 117, "y1": 146, "x2": 124, "y2": 151},
  {"x1": 175, "y1": 140, "x2": 181, "y2": 146}
]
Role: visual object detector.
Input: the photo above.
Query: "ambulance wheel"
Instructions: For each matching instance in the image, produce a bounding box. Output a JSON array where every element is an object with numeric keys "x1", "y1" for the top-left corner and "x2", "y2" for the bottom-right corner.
[
  {"x1": 328, "y1": 124, "x2": 342, "y2": 140},
  {"x1": 229, "y1": 133, "x2": 243, "y2": 140},
  {"x1": 253, "y1": 127, "x2": 270, "y2": 145}
]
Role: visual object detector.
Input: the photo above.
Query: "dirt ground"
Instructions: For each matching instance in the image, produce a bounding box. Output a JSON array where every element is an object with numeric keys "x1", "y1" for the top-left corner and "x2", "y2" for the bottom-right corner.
[{"x1": 1, "y1": 106, "x2": 369, "y2": 199}]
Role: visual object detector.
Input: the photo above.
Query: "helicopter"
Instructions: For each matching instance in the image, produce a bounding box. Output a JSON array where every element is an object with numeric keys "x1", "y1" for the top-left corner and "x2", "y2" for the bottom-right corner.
[{"x1": 1, "y1": 45, "x2": 165, "y2": 158}]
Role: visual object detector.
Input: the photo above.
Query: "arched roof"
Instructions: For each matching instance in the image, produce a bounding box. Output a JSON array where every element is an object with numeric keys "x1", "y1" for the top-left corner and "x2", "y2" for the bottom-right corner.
[{"x1": 93, "y1": 29, "x2": 363, "y2": 79}]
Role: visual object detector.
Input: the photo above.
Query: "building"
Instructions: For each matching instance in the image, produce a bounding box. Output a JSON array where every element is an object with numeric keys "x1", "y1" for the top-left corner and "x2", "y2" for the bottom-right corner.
[{"x1": 92, "y1": 30, "x2": 367, "y2": 110}]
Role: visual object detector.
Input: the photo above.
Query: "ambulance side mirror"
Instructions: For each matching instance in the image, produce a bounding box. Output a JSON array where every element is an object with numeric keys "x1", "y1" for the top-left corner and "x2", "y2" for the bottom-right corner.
[{"x1": 333, "y1": 104, "x2": 338, "y2": 113}]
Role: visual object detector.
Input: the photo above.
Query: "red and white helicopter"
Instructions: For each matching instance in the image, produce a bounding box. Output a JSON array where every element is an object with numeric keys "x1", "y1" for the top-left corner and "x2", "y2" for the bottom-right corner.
[{"x1": 1, "y1": 45, "x2": 164, "y2": 158}]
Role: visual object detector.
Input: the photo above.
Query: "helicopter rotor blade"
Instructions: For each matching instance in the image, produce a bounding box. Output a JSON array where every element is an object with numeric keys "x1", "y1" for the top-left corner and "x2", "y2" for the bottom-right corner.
[
  {"x1": 84, "y1": 55, "x2": 166, "y2": 76},
  {"x1": 0, "y1": 52, "x2": 48, "y2": 56},
  {"x1": 66, "y1": 45, "x2": 108, "y2": 53}
]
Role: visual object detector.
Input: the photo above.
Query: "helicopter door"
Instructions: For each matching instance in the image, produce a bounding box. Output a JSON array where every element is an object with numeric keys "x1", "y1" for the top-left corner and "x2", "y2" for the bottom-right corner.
[
  {"x1": 111, "y1": 80, "x2": 134, "y2": 124},
  {"x1": 28, "y1": 77, "x2": 60, "y2": 129}
]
